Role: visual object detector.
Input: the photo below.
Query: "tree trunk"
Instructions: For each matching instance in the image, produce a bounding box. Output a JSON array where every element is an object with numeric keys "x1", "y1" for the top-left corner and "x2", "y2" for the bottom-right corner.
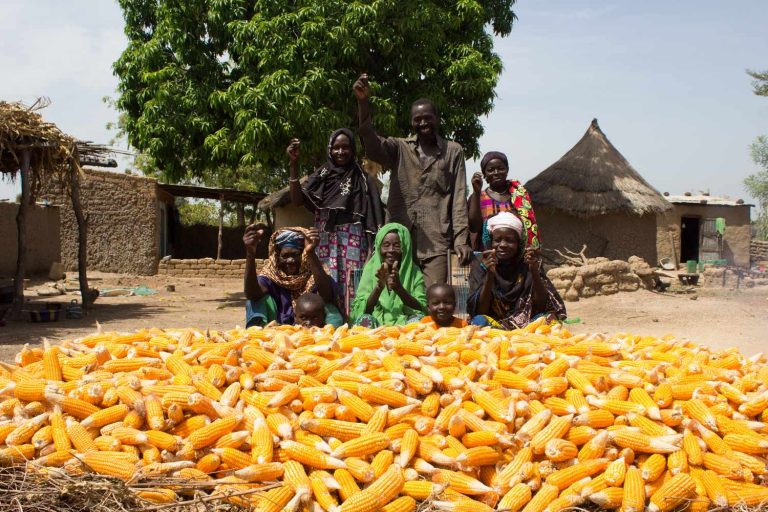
[
  {"x1": 236, "y1": 203, "x2": 245, "y2": 227},
  {"x1": 217, "y1": 196, "x2": 224, "y2": 259},
  {"x1": 71, "y1": 169, "x2": 90, "y2": 312},
  {"x1": 13, "y1": 150, "x2": 31, "y2": 313}
]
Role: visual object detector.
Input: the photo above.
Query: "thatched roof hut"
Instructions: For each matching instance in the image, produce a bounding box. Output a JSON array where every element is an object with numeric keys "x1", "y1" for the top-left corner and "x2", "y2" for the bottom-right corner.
[
  {"x1": 0, "y1": 99, "x2": 110, "y2": 313},
  {"x1": 524, "y1": 119, "x2": 670, "y2": 265},
  {"x1": 525, "y1": 119, "x2": 671, "y2": 217}
]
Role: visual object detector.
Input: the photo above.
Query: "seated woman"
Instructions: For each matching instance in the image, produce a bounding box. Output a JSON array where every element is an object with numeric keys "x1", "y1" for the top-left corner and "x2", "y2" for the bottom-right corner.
[
  {"x1": 467, "y1": 212, "x2": 566, "y2": 329},
  {"x1": 350, "y1": 223, "x2": 426, "y2": 327},
  {"x1": 468, "y1": 151, "x2": 540, "y2": 251},
  {"x1": 243, "y1": 224, "x2": 344, "y2": 327}
]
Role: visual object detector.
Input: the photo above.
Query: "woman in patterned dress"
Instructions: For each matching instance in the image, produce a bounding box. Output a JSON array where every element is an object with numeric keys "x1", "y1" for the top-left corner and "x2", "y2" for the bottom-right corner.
[
  {"x1": 287, "y1": 129, "x2": 384, "y2": 310},
  {"x1": 468, "y1": 151, "x2": 540, "y2": 251}
]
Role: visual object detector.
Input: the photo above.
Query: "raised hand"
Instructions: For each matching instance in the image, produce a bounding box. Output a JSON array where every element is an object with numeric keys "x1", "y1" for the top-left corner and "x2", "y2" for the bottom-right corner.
[
  {"x1": 524, "y1": 247, "x2": 542, "y2": 273},
  {"x1": 353, "y1": 73, "x2": 370, "y2": 101},
  {"x1": 481, "y1": 249, "x2": 498, "y2": 274},
  {"x1": 286, "y1": 138, "x2": 301, "y2": 162},
  {"x1": 304, "y1": 227, "x2": 320, "y2": 253},
  {"x1": 386, "y1": 260, "x2": 402, "y2": 292},
  {"x1": 471, "y1": 172, "x2": 483, "y2": 194},
  {"x1": 243, "y1": 223, "x2": 266, "y2": 257},
  {"x1": 376, "y1": 263, "x2": 389, "y2": 291}
]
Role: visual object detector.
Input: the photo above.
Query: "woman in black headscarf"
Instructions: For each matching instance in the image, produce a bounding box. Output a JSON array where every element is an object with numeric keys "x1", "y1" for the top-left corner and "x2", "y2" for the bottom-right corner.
[{"x1": 286, "y1": 129, "x2": 384, "y2": 307}]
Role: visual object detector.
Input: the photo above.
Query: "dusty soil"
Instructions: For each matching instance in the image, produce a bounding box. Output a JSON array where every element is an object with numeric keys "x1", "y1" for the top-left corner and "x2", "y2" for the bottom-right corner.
[{"x1": 0, "y1": 272, "x2": 766, "y2": 362}]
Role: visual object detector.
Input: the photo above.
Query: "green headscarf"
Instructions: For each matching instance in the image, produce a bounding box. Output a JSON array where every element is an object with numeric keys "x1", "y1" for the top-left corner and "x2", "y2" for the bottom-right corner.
[{"x1": 350, "y1": 223, "x2": 426, "y2": 325}]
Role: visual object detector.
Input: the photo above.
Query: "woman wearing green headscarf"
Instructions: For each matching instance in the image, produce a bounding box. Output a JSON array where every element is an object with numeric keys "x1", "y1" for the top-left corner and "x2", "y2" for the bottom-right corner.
[{"x1": 350, "y1": 223, "x2": 426, "y2": 326}]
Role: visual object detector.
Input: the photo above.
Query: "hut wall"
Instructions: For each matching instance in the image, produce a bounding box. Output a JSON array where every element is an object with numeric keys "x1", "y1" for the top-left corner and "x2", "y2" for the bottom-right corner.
[
  {"x1": 274, "y1": 204, "x2": 314, "y2": 230},
  {"x1": 656, "y1": 203, "x2": 751, "y2": 267},
  {"x1": 536, "y1": 208, "x2": 658, "y2": 263},
  {"x1": 0, "y1": 203, "x2": 61, "y2": 277},
  {"x1": 41, "y1": 169, "x2": 160, "y2": 275}
]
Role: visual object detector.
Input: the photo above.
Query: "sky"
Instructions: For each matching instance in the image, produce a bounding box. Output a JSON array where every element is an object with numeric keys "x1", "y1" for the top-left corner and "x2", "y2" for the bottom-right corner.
[{"x1": 1, "y1": 0, "x2": 766, "y2": 207}]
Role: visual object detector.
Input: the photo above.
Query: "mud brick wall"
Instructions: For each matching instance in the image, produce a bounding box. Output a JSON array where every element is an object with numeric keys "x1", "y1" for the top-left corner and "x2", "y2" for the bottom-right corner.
[
  {"x1": 158, "y1": 258, "x2": 265, "y2": 278},
  {"x1": 752, "y1": 240, "x2": 768, "y2": 265},
  {"x1": 41, "y1": 169, "x2": 160, "y2": 275},
  {"x1": 0, "y1": 203, "x2": 61, "y2": 277}
]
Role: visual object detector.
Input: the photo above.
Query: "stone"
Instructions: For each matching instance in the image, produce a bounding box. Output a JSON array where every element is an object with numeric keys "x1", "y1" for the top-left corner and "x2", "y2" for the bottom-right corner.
[
  {"x1": 618, "y1": 281, "x2": 640, "y2": 292},
  {"x1": 580, "y1": 286, "x2": 596, "y2": 298},
  {"x1": 600, "y1": 283, "x2": 619, "y2": 295},
  {"x1": 564, "y1": 288, "x2": 580, "y2": 302}
]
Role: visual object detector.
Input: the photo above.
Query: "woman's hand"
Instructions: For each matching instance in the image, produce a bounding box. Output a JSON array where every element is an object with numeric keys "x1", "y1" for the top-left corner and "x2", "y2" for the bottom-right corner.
[
  {"x1": 286, "y1": 139, "x2": 301, "y2": 162},
  {"x1": 386, "y1": 260, "x2": 402, "y2": 292},
  {"x1": 524, "y1": 247, "x2": 542, "y2": 273},
  {"x1": 375, "y1": 263, "x2": 389, "y2": 291},
  {"x1": 304, "y1": 227, "x2": 320, "y2": 253},
  {"x1": 353, "y1": 74, "x2": 370, "y2": 101},
  {"x1": 481, "y1": 249, "x2": 498, "y2": 274},
  {"x1": 471, "y1": 172, "x2": 483, "y2": 194},
  {"x1": 243, "y1": 223, "x2": 266, "y2": 257}
]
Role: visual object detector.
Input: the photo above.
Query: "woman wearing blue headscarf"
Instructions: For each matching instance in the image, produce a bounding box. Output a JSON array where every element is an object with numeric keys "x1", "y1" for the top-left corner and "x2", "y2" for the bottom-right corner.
[{"x1": 243, "y1": 225, "x2": 343, "y2": 327}]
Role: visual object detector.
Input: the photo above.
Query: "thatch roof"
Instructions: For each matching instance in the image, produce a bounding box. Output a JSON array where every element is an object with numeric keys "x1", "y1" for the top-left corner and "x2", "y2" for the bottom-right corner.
[
  {"x1": 0, "y1": 99, "x2": 111, "y2": 198},
  {"x1": 524, "y1": 119, "x2": 671, "y2": 217},
  {"x1": 258, "y1": 175, "x2": 309, "y2": 210}
]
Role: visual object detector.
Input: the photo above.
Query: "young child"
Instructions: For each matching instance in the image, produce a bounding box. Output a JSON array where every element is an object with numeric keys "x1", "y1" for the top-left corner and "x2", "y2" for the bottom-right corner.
[
  {"x1": 420, "y1": 283, "x2": 467, "y2": 328},
  {"x1": 294, "y1": 293, "x2": 327, "y2": 328}
]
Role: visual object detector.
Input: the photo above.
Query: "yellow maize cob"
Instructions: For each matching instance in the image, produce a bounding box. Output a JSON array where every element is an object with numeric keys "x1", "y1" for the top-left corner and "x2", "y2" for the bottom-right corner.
[
  {"x1": 546, "y1": 458, "x2": 609, "y2": 489},
  {"x1": 188, "y1": 415, "x2": 239, "y2": 449},
  {"x1": 382, "y1": 496, "x2": 416, "y2": 512},
  {"x1": 80, "y1": 451, "x2": 137, "y2": 481},
  {"x1": 371, "y1": 449, "x2": 394, "y2": 478},
  {"x1": 279, "y1": 440, "x2": 345, "y2": 469},
  {"x1": 647, "y1": 473, "x2": 696, "y2": 512}
]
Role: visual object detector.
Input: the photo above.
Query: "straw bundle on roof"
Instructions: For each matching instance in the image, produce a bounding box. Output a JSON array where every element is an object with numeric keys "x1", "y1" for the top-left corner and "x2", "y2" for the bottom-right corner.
[
  {"x1": 525, "y1": 119, "x2": 671, "y2": 217},
  {"x1": 0, "y1": 99, "x2": 111, "y2": 199}
]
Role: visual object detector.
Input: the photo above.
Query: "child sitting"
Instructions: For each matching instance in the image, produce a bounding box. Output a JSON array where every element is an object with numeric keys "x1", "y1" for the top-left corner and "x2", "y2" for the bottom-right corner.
[
  {"x1": 420, "y1": 283, "x2": 468, "y2": 329},
  {"x1": 294, "y1": 293, "x2": 331, "y2": 328}
]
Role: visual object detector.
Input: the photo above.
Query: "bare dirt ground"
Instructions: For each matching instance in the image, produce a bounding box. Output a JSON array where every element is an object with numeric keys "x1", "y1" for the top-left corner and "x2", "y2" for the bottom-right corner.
[{"x1": 0, "y1": 272, "x2": 766, "y2": 362}]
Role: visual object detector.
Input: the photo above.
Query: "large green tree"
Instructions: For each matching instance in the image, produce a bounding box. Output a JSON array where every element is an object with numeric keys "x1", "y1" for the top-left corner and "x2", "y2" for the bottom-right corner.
[
  {"x1": 114, "y1": 0, "x2": 516, "y2": 186},
  {"x1": 745, "y1": 68, "x2": 768, "y2": 239}
]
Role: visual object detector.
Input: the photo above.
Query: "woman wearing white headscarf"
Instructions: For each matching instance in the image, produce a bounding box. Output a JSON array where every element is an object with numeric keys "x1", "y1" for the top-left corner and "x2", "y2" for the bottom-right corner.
[{"x1": 467, "y1": 211, "x2": 566, "y2": 329}]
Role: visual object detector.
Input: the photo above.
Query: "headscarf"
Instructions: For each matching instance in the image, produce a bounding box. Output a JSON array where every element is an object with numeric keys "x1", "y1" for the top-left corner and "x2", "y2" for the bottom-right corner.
[
  {"x1": 260, "y1": 227, "x2": 315, "y2": 307},
  {"x1": 302, "y1": 128, "x2": 384, "y2": 235},
  {"x1": 350, "y1": 223, "x2": 426, "y2": 325},
  {"x1": 274, "y1": 230, "x2": 305, "y2": 250},
  {"x1": 480, "y1": 151, "x2": 509, "y2": 173},
  {"x1": 487, "y1": 211, "x2": 524, "y2": 239}
]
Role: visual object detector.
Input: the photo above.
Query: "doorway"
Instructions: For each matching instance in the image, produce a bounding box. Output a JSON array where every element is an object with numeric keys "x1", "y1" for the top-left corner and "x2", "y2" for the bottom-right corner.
[{"x1": 680, "y1": 216, "x2": 700, "y2": 263}]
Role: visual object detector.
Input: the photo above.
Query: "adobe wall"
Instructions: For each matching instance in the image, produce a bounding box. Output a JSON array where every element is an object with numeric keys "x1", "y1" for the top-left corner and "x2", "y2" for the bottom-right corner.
[
  {"x1": 751, "y1": 240, "x2": 768, "y2": 265},
  {"x1": 656, "y1": 204, "x2": 751, "y2": 267},
  {"x1": 535, "y1": 209, "x2": 658, "y2": 264},
  {"x1": 157, "y1": 258, "x2": 264, "y2": 278},
  {"x1": 41, "y1": 169, "x2": 160, "y2": 275},
  {"x1": 0, "y1": 203, "x2": 61, "y2": 277}
]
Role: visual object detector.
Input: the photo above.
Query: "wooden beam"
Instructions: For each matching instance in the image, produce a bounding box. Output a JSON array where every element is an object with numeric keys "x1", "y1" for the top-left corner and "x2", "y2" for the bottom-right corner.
[
  {"x1": 217, "y1": 195, "x2": 224, "y2": 260},
  {"x1": 70, "y1": 168, "x2": 90, "y2": 312},
  {"x1": 13, "y1": 150, "x2": 31, "y2": 313}
]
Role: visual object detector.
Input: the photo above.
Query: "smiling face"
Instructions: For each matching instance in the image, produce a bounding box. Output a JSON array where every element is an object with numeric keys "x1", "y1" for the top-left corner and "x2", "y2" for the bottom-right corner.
[
  {"x1": 380, "y1": 232, "x2": 402, "y2": 267},
  {"x1": 482, "y1": 158, "x2": 509, "y2": 190},
  {"x1": 491, "y1": 227, "x2": 521, "y2": 263},
  {"x1": 330, "y1": 133, "x2": 353, "y2": 167},
  {"x1": 410, "y1": 103, "x2": 439, "y2": 139},
  {"x1": 277, "y1": 247, "x2": 302, "y2": 275},
  {"x1": 427, "y1": 284, "x2": 456, "y2": 327},
  {"x1": 294, "y1": 298, "x2": 326, "y2": 328}
]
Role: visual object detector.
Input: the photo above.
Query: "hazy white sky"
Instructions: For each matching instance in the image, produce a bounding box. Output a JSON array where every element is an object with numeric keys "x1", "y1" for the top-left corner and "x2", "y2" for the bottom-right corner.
[{"x1": 1, "y1": 0, "x2": 766, "y2": 207}]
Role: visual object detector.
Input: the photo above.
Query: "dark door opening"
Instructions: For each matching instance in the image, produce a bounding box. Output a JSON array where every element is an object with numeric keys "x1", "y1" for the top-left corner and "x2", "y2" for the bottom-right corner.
[{"x1": 680, "y1": 216, "x2": 700, "y2": 263}]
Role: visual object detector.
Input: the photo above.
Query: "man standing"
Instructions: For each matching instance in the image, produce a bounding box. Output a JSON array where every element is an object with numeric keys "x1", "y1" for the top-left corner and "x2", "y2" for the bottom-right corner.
[{"x1": 353, "y1": 74, "x2": 472, "y2": 286}]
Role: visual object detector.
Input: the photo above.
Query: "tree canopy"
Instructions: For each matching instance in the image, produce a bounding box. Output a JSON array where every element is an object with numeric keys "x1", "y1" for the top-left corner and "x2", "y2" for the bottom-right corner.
[
  {"x1": 114, "y1": 0, "x2": 516, "y2": 186},
  {"x1": 745, "y1": 68, "x2": 768, "y2": 239}
]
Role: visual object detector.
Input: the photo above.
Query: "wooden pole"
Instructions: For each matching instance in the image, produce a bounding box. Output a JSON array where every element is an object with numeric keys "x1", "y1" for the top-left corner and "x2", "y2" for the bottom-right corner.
[
  {"x1": 13, "y1": 149, "x2": 31, "y2": 313},
  {"x1": 70, "y1": 168, "x2": 90, "y2": 312},
  {"x1": 217, "y1": 195, "x2": 224, "y2": 259}
]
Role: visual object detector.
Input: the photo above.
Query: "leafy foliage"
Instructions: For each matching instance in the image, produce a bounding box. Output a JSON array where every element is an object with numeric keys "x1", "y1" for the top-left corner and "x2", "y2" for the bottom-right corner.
[
  {"x1": 748, "y1": 69, "x2": 768, "y2": 97},
  {"x1": 113, "y1": 0, "x2": 516, "y2": 185},
  {"x1": 745, "y1": 136, "x2": 768, "y2": 240}
]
